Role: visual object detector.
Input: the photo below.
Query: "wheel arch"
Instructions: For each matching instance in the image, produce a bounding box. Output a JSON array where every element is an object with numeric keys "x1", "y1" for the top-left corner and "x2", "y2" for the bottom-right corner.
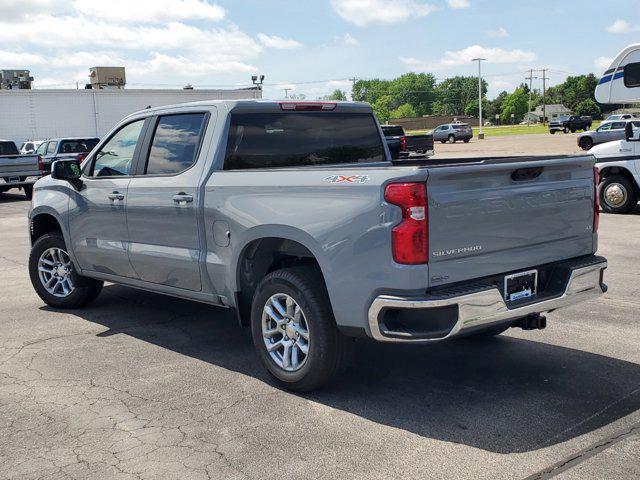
[
  {"x1": 598, "y1": 165, "x2": 638, "y2": 192},
  {"x1": 231, "y1": 229, "x2": 329, "y2": 327}
]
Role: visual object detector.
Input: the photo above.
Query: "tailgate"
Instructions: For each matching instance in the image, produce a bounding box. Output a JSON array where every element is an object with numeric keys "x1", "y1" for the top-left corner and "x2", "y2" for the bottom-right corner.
[
  {"x1": 406, "y1": 134, "x2": 434, "y2": 151},
  {"x1": 426, "y1": 156, "x2": 596, "y2": 286},
  {"x1": 0, "y1": 155, "x2": 39, "y2": 177}
]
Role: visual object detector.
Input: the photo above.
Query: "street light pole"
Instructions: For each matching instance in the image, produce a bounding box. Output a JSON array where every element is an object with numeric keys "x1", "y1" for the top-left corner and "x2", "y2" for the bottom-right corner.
[{"x1": 472, "y1": 58, "x2": 486, "y2": 139}]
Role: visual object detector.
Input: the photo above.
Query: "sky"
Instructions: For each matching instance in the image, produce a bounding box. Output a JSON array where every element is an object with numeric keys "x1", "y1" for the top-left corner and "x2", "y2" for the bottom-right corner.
[{"x1": 0, "y1": 0, "x2": 639, "y2": 100}]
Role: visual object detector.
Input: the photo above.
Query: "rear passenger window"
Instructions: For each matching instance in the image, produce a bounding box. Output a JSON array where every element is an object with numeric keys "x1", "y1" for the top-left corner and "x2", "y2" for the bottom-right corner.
[
  {"x1": 612, "y1": 122, "x2": 626, "y2": 130},
  {"x1": 46, "y1": 142, "x2": 58, "y2": 155},
  {"x1": 145, "y1": 114, "x2": 206, "y2": 175},
  {"x1": 624, "y1": 62, "x2": 640, "y2": 88}
]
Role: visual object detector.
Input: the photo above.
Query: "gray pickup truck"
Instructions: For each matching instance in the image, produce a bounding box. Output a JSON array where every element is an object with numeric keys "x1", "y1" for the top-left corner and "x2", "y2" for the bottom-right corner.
[
  {"x1": 0, "y1": 140, "x2": 42, "y2": 199},
  {"x1": 27, "y1": 100, "x2": 607, "y2": 390}
]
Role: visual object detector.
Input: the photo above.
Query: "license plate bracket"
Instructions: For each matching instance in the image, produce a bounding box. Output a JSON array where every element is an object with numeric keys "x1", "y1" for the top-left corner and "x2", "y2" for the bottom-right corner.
[{"x1": 504, "y1": 269, "x2": 538, "y2": 302}]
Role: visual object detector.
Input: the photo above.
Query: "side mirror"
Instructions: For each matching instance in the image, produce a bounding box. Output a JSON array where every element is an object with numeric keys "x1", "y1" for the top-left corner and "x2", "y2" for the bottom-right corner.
[
  {"x1": 51, "y1": 159, "x2": 82, "y2": 187},
  {"x1": 625, "y1": 122, "x2": 634, "y2": 141}
]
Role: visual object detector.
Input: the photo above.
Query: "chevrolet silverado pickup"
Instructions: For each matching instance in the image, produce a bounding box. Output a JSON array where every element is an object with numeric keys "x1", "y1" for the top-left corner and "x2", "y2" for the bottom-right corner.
[
  {"x1": 0, "y1": 140, "x2": 42, "y2": 199},
  {"x1": 27, "y1": 100, "x2": 607, "y2": 391}
]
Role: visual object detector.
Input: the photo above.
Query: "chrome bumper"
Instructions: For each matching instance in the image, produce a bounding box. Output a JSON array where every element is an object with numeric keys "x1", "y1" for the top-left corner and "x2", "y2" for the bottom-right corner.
[{"x1": 368, "y1": 261, "x2": 607, "y2": 343}]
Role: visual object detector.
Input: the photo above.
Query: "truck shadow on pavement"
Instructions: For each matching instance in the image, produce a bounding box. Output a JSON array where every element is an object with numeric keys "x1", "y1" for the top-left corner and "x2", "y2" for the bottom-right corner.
[{"x1": 53, "y1": 283, "x2": 640, "y2": 455}]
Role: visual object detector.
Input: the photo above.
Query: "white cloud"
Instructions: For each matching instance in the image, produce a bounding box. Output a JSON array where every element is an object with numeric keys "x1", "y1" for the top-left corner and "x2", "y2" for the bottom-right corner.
[
  {"x1": 488, "y1": 80, "x2": 512, "y2": 90},
  {"x1": 257, "y1": 33, "x2": 302, "y2": 49},
  {"x1": 401, "y1": 44, "x2": 537, "y2": 70},
  {"x1": 606, "y1": 19, "x2": 639, "y2": 34},
  {"x1": 447, "y1": 0, "x2": 469, "y2": 9},
  {"x1": 0, "y1": 50, "x2": 46, "y2": 66},
  {"x1": 486, "y1": 27, "x2": 508, "y2": 37},
  {"x1": 330, "y1": 0, "x2": 436, "y2": 27},
  {"x1": 73, "y1": 0, "x2": 225, "y2": 23},
  {"x1": 341, "y1": 33, "x2": 359, "y2": 45},
  {"x1": 594, "y1": 56, "x2": 614, "y2": 70}
]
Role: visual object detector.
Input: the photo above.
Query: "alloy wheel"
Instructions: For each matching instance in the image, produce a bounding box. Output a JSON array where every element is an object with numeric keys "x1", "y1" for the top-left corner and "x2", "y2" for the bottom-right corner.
[
  {"x1": 38, "y1": 247, "x2": 75, "y2": 298},
  {"x1": 262, "y1": 293, "x2": 310, "y2": 371}
]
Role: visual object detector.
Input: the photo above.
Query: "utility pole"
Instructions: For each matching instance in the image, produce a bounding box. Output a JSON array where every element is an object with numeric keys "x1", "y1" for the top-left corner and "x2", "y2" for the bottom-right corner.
[
  {"x1": 349, "y1": 77, "x2": 357, "y2": 100},
  {"x1": 472, "y1": 58, "x2": 486, "y2": 139},
  {"x1": 525, "y1": 69, "x2": 538, "y2": 126},
  {"x1": 282, "y1": 88, "x2": 290, "y2": 99},
  {"x1": 534, "y1": 68, "x2": 547, "y2": 125}
]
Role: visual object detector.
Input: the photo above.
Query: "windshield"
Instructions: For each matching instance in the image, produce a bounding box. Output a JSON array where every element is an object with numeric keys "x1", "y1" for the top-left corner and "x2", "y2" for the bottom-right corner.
[{"x1": 557, "y1": 115, "x2": 571, "y2": 121}]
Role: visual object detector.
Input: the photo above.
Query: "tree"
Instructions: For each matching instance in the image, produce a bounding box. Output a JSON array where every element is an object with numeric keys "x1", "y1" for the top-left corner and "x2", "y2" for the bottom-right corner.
[
  {"x1": 372, "y1": 94, "x2": 394, "y2": 123},
  {"x1": 436, "y1": 76, "x2": 487, "y2": 115},
  {"x1": 327, "y1": 89, "x2": 347, "y2": 101},
  {"x1": 388, "y1": 73, "x2": 437, "y2": 116},
  {"x1": 464, "y1": 98, "x2": 490, "y2": 118},
  {"x1": 500, "y1": 87, "x2": 528, "y2": 123},
  {"x1": 390, "y1": 103, "x2": 417, "y2": 119},
  {"x1": 575, "y1": 98, "x2": 602, "y2": 119},
  {"x1": 487, "y1": 90, "x2": 508, "y2": 121},
  {"x1": 352, "y1": 79, "x2": 390, "y2": 105}
]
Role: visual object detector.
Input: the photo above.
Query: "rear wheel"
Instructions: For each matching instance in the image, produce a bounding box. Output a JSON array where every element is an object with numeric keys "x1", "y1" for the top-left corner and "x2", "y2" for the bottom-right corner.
[
  {"x1": 579, "y1": 137, "x2": 594, "y2": 150},
  {"x1": 599, "y1": 175, "x2": 638, "y2": 214},
  {"x1": 29, "y1": 233, "x2": 103, "y2": 308},
  {"x1": 251, "y1": 266, "x2": 348, "y2": 391},
  {"x1": 463, "y1": 138, "x2": 470, "y2": 143},
  {"x1": 440, "y1": 140, "x2": 447, "y2": 144},
  {"x1": 448, "y1": 134, "x2": 456, "y2": 143},
  {"x1": 23, "y1": 185, "x2": 33, "y2": 200},
  {"x1": 550, "y1": 130, "x2": 556, "y2": 135}
]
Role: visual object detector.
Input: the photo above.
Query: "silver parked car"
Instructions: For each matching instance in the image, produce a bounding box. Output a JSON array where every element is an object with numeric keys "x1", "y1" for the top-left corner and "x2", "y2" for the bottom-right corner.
[
  {"x1": 432, "y1": 123, "x2": 473, "y2": 143},
  {"x1": 577, "y1": 120, "x2": 640, "y2": 150}
]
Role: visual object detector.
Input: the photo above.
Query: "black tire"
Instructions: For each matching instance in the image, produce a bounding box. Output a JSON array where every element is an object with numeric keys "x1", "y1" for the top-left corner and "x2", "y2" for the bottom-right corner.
[
  {"x1": 440, "y1": 140, "x2": 447, "y2": 144},
  {"x1": 550, "y1": 130, "x2": 556, "y2": 134},
  {"x1": 29, "y1": 233, "x2": 103, "y2": 309},
  {"x1": 23, "y1": 185, "x2": 33, "y2": 200},
  {"x1": 463, "y1": 138, "x2": 470, "y2": 143},
  {"x1": 250, "y1": 266, "x2": 349, "y2": 391},
  {"x1": 599, "y1": 175, "x2": 638, "y2": 214},
  {"x1": 563, "y1": 126, "x2": 569, "y2": 134},
  {"x1": 579, "y1": 137, "x2": 594, "y2": 150},
  {"x1": 570, "y1": 129, "x2": 576, "y2": 133},
  {"x1": 448, "y1": 134, "x2": 456, "y2": 143}
]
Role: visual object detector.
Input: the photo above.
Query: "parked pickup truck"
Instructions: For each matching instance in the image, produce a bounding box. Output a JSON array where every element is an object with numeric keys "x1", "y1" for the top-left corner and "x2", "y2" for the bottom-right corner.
[
  {"x1": 35, "y1": 137, "x2": 99, "y2": 173},
  {"x1": 381, "y1": 125, "x2": 434, "y2": 158},
  {"x1": 549, "y1": 115, "x2": 592, "y2": 134},
  {"x1": 28, "y1": 100, "x2": 607, "y2": 391},
  {"x1": 0, "y1": 140, "x2": 42, "y2": 199}
]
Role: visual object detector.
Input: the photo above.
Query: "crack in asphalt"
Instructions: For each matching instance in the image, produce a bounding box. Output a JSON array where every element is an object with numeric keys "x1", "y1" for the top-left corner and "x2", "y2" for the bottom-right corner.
[{"x1": 523, "y1": 421, "x2": 640, "y2": 479}]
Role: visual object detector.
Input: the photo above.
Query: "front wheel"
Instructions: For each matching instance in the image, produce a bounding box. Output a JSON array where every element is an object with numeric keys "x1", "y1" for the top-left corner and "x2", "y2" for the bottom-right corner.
[
  {"x1": 440, "y1": 140, "x2": 447, "y2": 144},
  {"x1": 563, "y1": 127, "x2": 569, "y2": 134},
  {"x1": 599, "y1": 175, "x2": 638, "y2": 214},
  {"x1": 550, "y1": 130, "x2": 556, "y2": 135},
  {"x1": 251, "y1": 266, "x2": 348, "y2": 391},
  {"x1": 463, "y1": 138, "x2": 470, "y2": 143},
  {"x1": 29, "y1": 233, "x2": 103, "y2": 308},
  {"x1": 579, "y1": 137, "x2": 594, "y2": 150},
  {"x1": 448, "y1": 134, "x2": 456, "y2": 143}
]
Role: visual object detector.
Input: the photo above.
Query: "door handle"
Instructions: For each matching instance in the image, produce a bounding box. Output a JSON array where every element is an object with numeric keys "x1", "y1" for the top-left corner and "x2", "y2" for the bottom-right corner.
[
  {"x1": 173, "y1": 193, "x2": 193, "y2": 205},
  {"x1": 107, "y1": 192, "x2": 125, "y2": 201}
]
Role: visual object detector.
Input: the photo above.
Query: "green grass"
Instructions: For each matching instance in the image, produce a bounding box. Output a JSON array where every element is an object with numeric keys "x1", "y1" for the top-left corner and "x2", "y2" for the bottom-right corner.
[{"x1": 408, "y1": 121, "x2": 602, "y2": 137}]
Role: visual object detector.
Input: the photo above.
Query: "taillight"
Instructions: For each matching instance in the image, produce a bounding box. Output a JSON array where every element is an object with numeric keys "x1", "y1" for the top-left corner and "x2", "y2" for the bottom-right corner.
[
  {"x1": 400, "y1": 136, "x2": 407, "y2": 151},
  {"x1": 279, "y1": 102, "x2": 336, "y2": 111},
  {"x1": 593, "y1": 166, "x2": 600, "y2": 233},
  {"x1": 77, "y1": 153, "x2": 85, "y2": 163},
  {"x1": 384, "y1": 182, "x2": 428, "y2": 264},
  {"x1": 37, "y1": 155, "x2": 43, "y2": 171}
]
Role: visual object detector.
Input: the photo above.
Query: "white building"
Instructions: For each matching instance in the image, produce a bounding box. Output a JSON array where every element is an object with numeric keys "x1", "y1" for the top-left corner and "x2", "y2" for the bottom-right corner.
[
  {"x1": 0, "y1": 87, "x2": 261, "y2": 145},
  {"x1": 532, "y1": 104, "x2": 572, "y2": 122}
]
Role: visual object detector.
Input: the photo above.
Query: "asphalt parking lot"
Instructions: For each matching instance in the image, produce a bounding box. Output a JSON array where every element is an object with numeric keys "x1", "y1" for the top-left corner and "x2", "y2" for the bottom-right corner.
[{"x1": 1, "y1": 144, "x2": 639, "y2": 479}]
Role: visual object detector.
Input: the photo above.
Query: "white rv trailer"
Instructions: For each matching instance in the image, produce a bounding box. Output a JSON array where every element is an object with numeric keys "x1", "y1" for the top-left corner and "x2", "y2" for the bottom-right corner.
[
  {"x1": 591, "y1": 43, "x2": 640, "y2": 213},
  {"x1": 0, "y1": 88, "x2": 261, "y2": 146}
]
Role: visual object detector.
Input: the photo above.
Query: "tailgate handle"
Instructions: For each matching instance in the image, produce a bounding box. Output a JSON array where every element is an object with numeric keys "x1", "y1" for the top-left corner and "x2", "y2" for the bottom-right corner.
[{"x1": 511, "y1": 167, "x2": 544, "y2": 181}]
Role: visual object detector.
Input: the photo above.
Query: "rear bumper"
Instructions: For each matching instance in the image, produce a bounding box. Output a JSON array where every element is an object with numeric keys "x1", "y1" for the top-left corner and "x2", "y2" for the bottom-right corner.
[
  {"x1": 368, "y1": 257, "x2": 607, "y2": 343},
  {"x1": 0, "y1": 175, "x2": 40, "y2": 188}
]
